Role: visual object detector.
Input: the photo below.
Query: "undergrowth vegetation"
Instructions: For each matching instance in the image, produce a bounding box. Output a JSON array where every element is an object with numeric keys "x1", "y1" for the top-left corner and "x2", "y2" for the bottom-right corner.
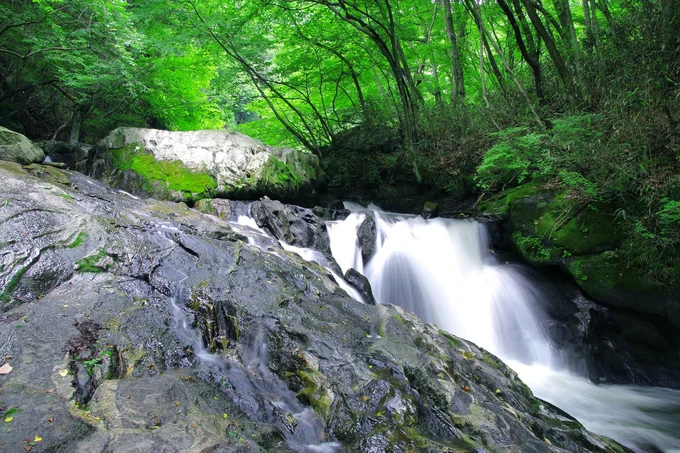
[{"x1": 475, "y1": 110, "x2": 680, "y2": 282}]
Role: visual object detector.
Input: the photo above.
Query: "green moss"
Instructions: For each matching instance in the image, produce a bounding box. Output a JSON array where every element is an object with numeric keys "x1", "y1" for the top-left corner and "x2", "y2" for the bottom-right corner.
[
  {"x1": 75, "y1": 248, "x2": 112, "y2": 273},
  {"x1": 567, "y1": 254, "x2": 660, "y2": 294},
  {"x1": 481, "y1": 352, "x2": 501, "y2": 370},
  {"x1": 69, "y1": 232, "x2": 88, "y2": 248},
  {"x1": 528, "y1": 201, "x2": 622, "y2": 255},
  {"x1": 438, "y1": 329, "x2": 462, "y2": 349},
  {"x1": 0, "y1": 265, "x2": 30, "y2": 305},
  {"x1": 477, "y1": 184, "x2": 540, "y2": 215},
  {"x1": 112, "y1": 144, "x2": 216, "y2": 197},
  {"x1": 295, "y1": 370, "x2": 333, "y2": 420},
  {"x1": 250, "y1": 156, "x2": 302, "y2": 195},
  {"x1": 511, "y1": 231, "x2": 561, "y2": 266}
]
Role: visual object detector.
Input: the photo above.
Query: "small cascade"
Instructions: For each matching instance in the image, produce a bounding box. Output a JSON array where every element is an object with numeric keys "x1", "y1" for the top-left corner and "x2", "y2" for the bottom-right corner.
[
  {"x1": 329, "y1": 210, "x2": 553, "y2": 365},
  {"x1": 325, "y1": 204, "x2": 680, "y2": 453},
  {"x1": 167, "y1": 272, "x2": 340, "y2": 453}
]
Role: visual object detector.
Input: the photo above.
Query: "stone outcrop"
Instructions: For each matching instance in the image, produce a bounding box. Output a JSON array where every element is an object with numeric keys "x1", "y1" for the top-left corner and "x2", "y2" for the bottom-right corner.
[
  {"x1": 478, "y1": 184, "x2": 680, "y2": 329},
  {"x1": 0, "y1": 126, "x2": 45, "y2": 164},
  {"x1": 0, "y1": 162, "x2": 626, "y2": 453},
  {"x1": 94, "y1": 127, "x2": 323, "y2": 202}
]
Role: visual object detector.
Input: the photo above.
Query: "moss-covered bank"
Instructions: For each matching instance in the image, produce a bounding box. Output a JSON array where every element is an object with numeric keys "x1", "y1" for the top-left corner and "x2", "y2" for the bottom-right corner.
[{"x1": 479, "y1": 184, "x2": 680, "y2": 328}]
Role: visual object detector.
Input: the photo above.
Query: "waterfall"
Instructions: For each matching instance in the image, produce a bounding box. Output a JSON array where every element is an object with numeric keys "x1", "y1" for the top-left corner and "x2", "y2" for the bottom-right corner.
[
  {"x1": 326, "y1": 205, "x2": 680, "y2": 453},
  {"x1": 329, "y1": 210, "x2": 553, "y2": 366}
]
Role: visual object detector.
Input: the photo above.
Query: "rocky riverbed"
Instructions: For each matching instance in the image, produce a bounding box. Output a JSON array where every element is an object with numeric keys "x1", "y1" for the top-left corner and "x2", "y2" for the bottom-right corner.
[{"x1": 0, "y1": 161, "x2": 629, "y2": 452}]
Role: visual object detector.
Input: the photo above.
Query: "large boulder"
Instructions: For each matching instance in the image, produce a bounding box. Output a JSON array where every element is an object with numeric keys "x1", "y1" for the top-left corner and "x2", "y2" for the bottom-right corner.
[
  {"x1": 94, "y1": 127, "x2": 323, "y2": 202},
  {"x1": 0, "y1": 162, "x2": 628, "y2": 452},
  {"x1": 251, "y1": 198, "x2": 331, "y2": 253},
  {"x1": 0, "y1": 126, "x2": 45, "y2": 164}
]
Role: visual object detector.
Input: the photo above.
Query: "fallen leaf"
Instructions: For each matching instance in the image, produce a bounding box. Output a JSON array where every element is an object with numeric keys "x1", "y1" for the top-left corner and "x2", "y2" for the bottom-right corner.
[
  {"x1": 463, "y1": 385, "x2": 471, "y2": 393},
  {"x1": 34, "y1": 436, "x2": 42, "y2": 442},
  {"x1": 25, "y1": 447, "x2": 31, "y2": 452},
  {"x1": 4, "y1": 416, "x2": 13, "y2": 423},
  {"x1": 0, "y1": 363, "x2": 12, "y2": 375},
  {"x1": 47, "y1": 417, "x2": 54, "y2": 423},
  {"x1": 58, "y1": 369, "x2": 68, "y2": 377}
]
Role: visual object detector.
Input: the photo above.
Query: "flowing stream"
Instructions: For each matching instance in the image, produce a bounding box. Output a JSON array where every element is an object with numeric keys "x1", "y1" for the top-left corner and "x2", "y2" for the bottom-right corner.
[{"x1": 325, "y1": 206, "x2": 680, "y2": 453}]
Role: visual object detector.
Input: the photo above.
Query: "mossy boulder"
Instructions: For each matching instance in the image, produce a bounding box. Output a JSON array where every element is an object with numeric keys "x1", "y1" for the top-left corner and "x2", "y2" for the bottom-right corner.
[
  {"x1": 108, "y1": 143, "x2": 217, "y2": 201},
  {"x1": 0, "y1": 126, "x2": 45, "y2": 164},
  {"x1": 566, "y1": 254, "x2": 679, "y2": 320},
  {"x1": 96, "y1": 127, "x2": 321, "y2": 202},
  {"x1": 479, "y1": 184, "x2": 680, "y2": 327}
]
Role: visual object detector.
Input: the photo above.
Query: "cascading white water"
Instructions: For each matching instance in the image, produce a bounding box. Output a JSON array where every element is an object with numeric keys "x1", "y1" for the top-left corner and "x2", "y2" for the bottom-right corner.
[
  {"x1": 329, "y1": 210, "x2": 553, "y2": 365},
  {"x1": 326, "y1": 205, "x2": 680, "y2": 453}
]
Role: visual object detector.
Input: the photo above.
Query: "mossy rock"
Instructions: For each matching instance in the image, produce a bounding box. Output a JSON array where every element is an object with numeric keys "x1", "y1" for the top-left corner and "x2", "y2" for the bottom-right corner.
[
  {"x1": 477, "y1": 184, "x2": 541, "y2": 216},
  {"x1": 258, "y1": 155, "x2": 302, "y2": 194},
  {"x1": 482, "y1": 184, "x2": 623, "y2": 263},
  {"x1": 477, "y1": 184, "x2": 680, "y2": 327},
  {"x1": 110, "y1": 143, "x2": 217, "y2": 202},
  {"x1": 510, "y1": 192, "x2": 622, "y2": 256},
  {"x1": 0, "y1": 126, "x2": 45, "y2": 164},
  {"x1": 566, "y1": 254, "x2": 674, "y2": 317}
]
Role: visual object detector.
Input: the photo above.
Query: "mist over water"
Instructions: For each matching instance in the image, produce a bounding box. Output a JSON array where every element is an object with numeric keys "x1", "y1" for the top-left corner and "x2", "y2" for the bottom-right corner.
[{"x1": 326, "y1": 206, "x2": 680, "y2": 453}]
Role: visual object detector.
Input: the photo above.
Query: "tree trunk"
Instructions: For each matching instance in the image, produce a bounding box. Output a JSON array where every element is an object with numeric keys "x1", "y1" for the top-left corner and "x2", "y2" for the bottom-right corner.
[
  {"x1": 69, "y1": 106, "x2": 82, "y2": 144},
  {"x1": 498, "y1": 0, "x2": 545, "y2": 101},
  {"x1": 521, "y1": 0, "x2": 578, "y2": 99},
  {"x1": 439, "y1": 0, "x2": 465, "y2": 100},
  {"x1": 589, "y1": 0, "x2": 600, "y2": 54},
  {"x1": 466, "y1": 0, "x2": 545, "y2": 129},
  {"x1": 553, "y1": 0, "x2": 581, "y2": 64}
]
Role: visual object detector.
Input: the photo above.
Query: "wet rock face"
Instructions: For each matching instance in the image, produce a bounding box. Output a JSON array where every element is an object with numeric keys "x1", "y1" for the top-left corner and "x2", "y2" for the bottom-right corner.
[
  {"x1": 343, "y1": 268, "x2": 376, "y2": 305},
  {"x1": 527, "y1": 269, "x2": 680, "y2": 388},
  {"x1": 252, "y1": 198, "x2": 331, "y2": 253},
  {"x1": 0, "y1": 162, "x2": 627, "y2": 452},
  {"x1": 357, "y1": 213, "x2": 377, "y2": 266}
]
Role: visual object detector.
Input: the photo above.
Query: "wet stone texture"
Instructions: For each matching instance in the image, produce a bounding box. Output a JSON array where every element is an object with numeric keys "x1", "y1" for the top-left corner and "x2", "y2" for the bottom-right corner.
[{"x1": 0, "y1": 161, "x2": 629, "y2": 453}]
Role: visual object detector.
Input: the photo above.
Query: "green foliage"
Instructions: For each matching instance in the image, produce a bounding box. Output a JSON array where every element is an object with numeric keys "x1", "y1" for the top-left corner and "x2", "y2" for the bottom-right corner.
[
  {"x1": 657, "y1": 198, "x2": 680, "y2": 242},
  {"x1": 142, "y1": 52, "x2": 226, "y2": 131},
  {"x1": 0, "y1": 0, "x2": 145, "y2": 140},
  {"x1": 237, "y1": 118, "x2": 300, "y2": 148},
  {"x1": 475, "y1": 130, "x2": 545, "y2": 190}
]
